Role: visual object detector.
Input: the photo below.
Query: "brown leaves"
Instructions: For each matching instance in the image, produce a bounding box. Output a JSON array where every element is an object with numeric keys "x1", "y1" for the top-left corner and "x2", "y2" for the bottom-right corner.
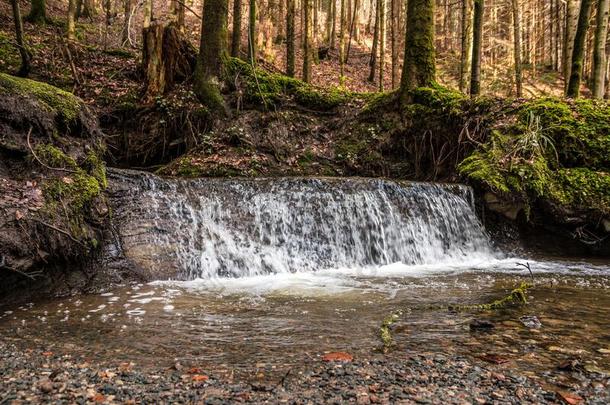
[
  {"x1": 322, "y1": 352, "x2": 353, "y2": 362},
  {"x1": 479, "y1": 354, "x2": 510, "y2": 364},
  {"x1": 557, "y1": 391, "x2": 584, "y2": 405},
  {"x1": 191, "y1": 374, "x2": 209, "y2": 382}
]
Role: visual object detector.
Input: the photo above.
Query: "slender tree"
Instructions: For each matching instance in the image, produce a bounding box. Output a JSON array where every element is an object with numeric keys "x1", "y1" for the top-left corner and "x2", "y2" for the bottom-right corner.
[
  {"x1": 67, "y1": 0, "x2": 77, "y2": 40},
  {"x1": 286, "y1": 0, "x2": 295, "y2": 76},
  {"x1": 512, "y1": 0, "x2": 522, "y2": 96},
  {"x1": 399, "y1": 0, "x2": 436, "y2": 101},
  {"x1": 459, "y1": 0, "x2": 473, "y2": 93},
  {"x1": 470, "y1": 0, "x2": 484, "y2": 96},
  {"x1": 339, "y1": 0, "x2": 346, "y2": 82},
  {"x1": 390, "y1": 0, "x2": 400, "y2": 87},
  {"x1": 193, "y1": 0, "x2": 229, "y2": 111},
  {"x1": 368, "y1": 0, "x2": 379, "y2": 81},
  {"x1": 566, "y1": 0, "x2": 593, "y2": 97},
  {"x1": 378, "y1": 0, "x2": 385, "y2": 91},
  {"x1": 592, "y1": 0, "x2": 609, "y2": 98},
  {"x1": 563, "y1": 0, "x2": 580, "y2": 90},
  {"x1": 10, "y1": 0, "x2": 30, "y2": 77},
  {"x1": 26, "y1": 0, "x2": 47, "y2": 23},
  {"x1": 303, "y1": 0, "x2": 313, "y2": 82},
  {"x1": 248, "y1": 0, "x2": 257, "y2": 64},
  {"x1": 143, "y1": 0, "x2": 152, "y2": 29},
  {"x1": 232, "y1": 0, "x2": 243, "y2": 57}
]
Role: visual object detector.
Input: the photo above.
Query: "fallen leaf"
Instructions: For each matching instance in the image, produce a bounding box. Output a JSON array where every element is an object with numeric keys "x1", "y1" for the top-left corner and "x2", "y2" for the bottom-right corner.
[
  {"x1": 479, "y1": 354, "x2": 510, "y2": 364},
  {"x1": 322, "y1": 352, "x2": 353, "y2": 362},
  {"x1": 15, "y1": 210, "x2": 23, "y2": 220},
  {"x1": 191, "y1": 374, "x2": 209, "y2": 382},
  {"x1": 557, "y1": 391, "x2": 583, "y2": 405},
  {"x1": 187, "y1": 367, "x2": 203, "y2": 374},
  {"x1": 42, "y1": 351, "x2": 53, "y2": 357},
  {"x1": 93, "y1": 393, "x2": 106, "y2": 403}
]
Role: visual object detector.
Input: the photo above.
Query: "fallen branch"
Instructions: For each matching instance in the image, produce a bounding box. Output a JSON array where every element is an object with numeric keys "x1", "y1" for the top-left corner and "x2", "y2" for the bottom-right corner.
[{"x1": 28, "y1": 218, "x2": 87, "y2": 248}]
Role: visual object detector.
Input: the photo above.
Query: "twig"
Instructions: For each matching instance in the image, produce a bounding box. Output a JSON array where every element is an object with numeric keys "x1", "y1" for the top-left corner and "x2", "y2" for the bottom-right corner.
[
  {"x1": 28, "y1": 218, "x2": 88, "y2": 248},
  {"x1": 173, "y1": 0, "x2": 201, "y2": 19},
  {"x1": 516, "y1": 262, "x2": 535, "y2": 284},
  {"x1": 26, "y1": 127, "x2": 78, "y2": 174}
]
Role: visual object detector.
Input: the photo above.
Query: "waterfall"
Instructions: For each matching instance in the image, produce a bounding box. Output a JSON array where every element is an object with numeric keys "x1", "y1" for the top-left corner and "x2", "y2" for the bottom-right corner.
[{"x1": 108, "y1": 171, "x2": 495, "y2": 280}]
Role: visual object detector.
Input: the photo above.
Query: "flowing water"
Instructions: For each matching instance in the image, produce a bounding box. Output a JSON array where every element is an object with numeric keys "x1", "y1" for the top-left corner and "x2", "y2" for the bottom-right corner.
[{"x1": 1, "y1": 174, "x2": 609, "y2": 382}]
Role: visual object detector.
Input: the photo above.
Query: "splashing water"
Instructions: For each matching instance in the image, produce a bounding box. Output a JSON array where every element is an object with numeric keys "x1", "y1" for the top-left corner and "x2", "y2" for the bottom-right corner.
[{"x1": 110, "y1": 173, "x2": 496, "y2": 281}]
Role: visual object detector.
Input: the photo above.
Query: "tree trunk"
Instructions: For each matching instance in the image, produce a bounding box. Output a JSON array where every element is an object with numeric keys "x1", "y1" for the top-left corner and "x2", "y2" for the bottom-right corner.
[
  {"x1": 10, "y1": 0, "x2": 30, "y2": 77},
  {"x1": 566, "y1": 0, "x2": 593, "y2": 97},
  {"x1": 339, "y1": 0, "x2": 346, "y2": 82},
  {"x1": 122, "y1": 0, "x2": 132, "y2": 45},
  {"x1": 286, "y1": 0, "x2": 295, "y2": 76},
  {"x1": 469, "y1": 0, "x2": 484, "y2": 96},
  {"x1": 368, "y1": 0, "x2": 379, "y2": 82},
  {"x1": 378, "y1": 0, "x2": 385, "y2": 91},
  {"x1": 390, "y1": 0, "x2": 399, "y2": 88},
  {"x1": 564, "y1": 0, "x2": 580, "y2": 90},
  {"x1": 346, "y1": 0, "x2": 358, "y2": 61},
  {"x1": 194, "y1": 0, "x2": 229, "y2": 111},
  {"x1": 592, "y1": 0, "x2": 609, "y2": 98},
  {"x1": 26, "y1": 0, "x2": 47, "y2": 23},
  {"x1": 303, "y1": 0, "x2": 313, "y2": 82},
  {"x1": 512, "y1": 0, "x2": 522, "y2": 96},
  {"x1": 248, "y1": 0, "x2": 257, "y2": 64},
  {"x1": 459, "y1": 0, "x2": 473, "y2": 93},
  {"x1": 399, "y1": 0, "x2": 436, "y2": 101},
  {"x1": 67, "y1": 0, "x2": 77, "y2": 40},
  {"x1": 143, "y1": 0, "x2": 152, "y2": 29},
  {"x1": 232, "y1": 0, "x2": 242, "y2": 57}
]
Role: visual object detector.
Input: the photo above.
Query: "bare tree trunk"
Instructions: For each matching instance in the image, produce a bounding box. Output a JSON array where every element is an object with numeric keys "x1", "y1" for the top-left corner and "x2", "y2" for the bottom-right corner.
[
  {"x1": 232, "y1": 0, "x2": 243, "y2": 57},
  {"x1": 248, "y1": 0, "x2": 257, "y2": 64},
  {"x1": 286, "y1": 0, "x2": 295, "y2": 76},
  {"x1": 378, "y1": 0, "x2": 385, "y2": 91},
  {"x1": 143, "y1": 0, "x2": 152, "y2": 29},
  {"x1": 470, "y1": 0, "x2": 484, "y2": 96},
  {"x1": 459, "y1": 0, "x2": 473, "y2": 93},
  {"x1": 194, "y1": 0, "x2": 229, "y2": 111},
  {"x1": 512, "y1": 0, "x2": 522, "y2": 96},
  {"x1": 10, "y1": 0, "x2": 30, "y2": 77},
  {"x1": 400, "y1": 0, "x2": 436, "y2": 100},
  {"x1": 368, "y1": 0, "x2": 379, "y2": 82},
  {"x1": 592, "y1": 0, "x2": 609, "y2": 98},
  {"x1": 564, "y1": 0, "x2": 580, "y2": 90},
  {"x1": 122, "y1": 0, "x2": 132, "y2": 45},
  {"x1": 567, "y1": 0, "x2": 593, "y2": 97},
  {"x1": 390, "y1": 0, "x2": 399, "y2": 88},
  {"x1": 346, "y1": 0, "x2": 358, "y2": 61},
  {"x1": 67, "y1": 0, "x2": 77, "y2": 40},
  {"x1": 26, "y1": 0, "x2": 47, "y2": 24},
  {"x1": 340, "y1": 0, "x2": 346, "y2": 83},
  {"x1": 331, "y1": 0, "x2": 337, "y2": 48},
  {"x1": 303, "y1": 0, "x2": 313, "y2": 82}
]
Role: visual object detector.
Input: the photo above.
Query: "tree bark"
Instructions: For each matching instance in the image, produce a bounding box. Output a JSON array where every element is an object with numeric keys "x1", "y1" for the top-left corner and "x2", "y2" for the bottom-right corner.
[
  {"x1": 193, "y1": 0, "x2": 229, "y2": 111},
  {"x1": 10, "y1": 0, "x2": 30, "y2": 77},
  {"x1": 390, "y1": 0, "x2": 399, "y2": 88},
  {"x1": 26, "y1": 0, "x2": 47, "y2": 23},
  {"x1": 459, "y1": 0, "x2": 473, "y2": 93},
  {"x1": 469, "y1": 0, "x2": 484, "y2": 96},
  {"x1": 143, "y1": 0, "x2": 152, "y2": 29},
  {"x1": 512, "y1": 0, "x2": 522, "y2": 96},
  {"x1": 232, "y1": 0, "x2": 243, "y2": 57},
  {"x1": 399, "y1": 0, "x2": 436, "y2": 101},
  {"x1": 286, "y1": 0, "x2": 295, "y2": 76},
  {"x1": 378, "y1": 0, "x2": 385, "y2": 91},
  {"x1": 248, "y1": 0, "x2": 257, "y2": 64},
  {"x1": 592, "y1": 0, "x2": 609, "y2": 98},
  {"x1": 564, "y1": 0, "x2": 580, "y2": 90},
  {"x1": 303, "y1": 0, "x2": 313, "y2": 82},
  {"x1": 339, "y1": 0, "x2": 346, "y2": 83},
  {"x1": 122, "y1": 0, "x2": 132, "y2": 45},
  {"x1": 67, "y1": 0, "x2": 77, "y2": 40},
  {"x1": 346, "y1": 0, "x2": 358, "y2": 61},
  {"x1": 566, "y1": 0, "x2": 593, "y2": 97},
  {"x1": 368, "y1": 0, "x2": 379, "y2": 82}
]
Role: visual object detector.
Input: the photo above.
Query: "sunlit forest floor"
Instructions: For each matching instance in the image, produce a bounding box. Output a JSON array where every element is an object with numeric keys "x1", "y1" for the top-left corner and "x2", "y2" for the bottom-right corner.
[{"x1": 0, "y1": 0, "x2": 574, "y2": 114}]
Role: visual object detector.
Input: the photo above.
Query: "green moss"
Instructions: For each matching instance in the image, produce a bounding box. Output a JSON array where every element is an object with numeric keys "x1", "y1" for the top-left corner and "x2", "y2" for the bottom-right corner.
[
  {"x1": 447, "y1": 282, "x2": 532, "y2": 311},
  {"x1": 44, "y1": 171, "x2": 101, "y2": 212},
  {"x1": 34, "y1": 144, "x2": 78, "y2": 169},
  {"x1": 0, "y1": 72, "x2": 81, "y2": 126},
  {"x1": 380, "y1": 311, "x2": 402, "y2": 350},
  {"x1": 550, "y1": 168, "x2": 610, "y2": 214},
  {"x1": 83, "y1": 150, "x2": 108, "y2": 189},
  {"x1": 0, "y1": 32, "x2": 21, "y2": 73},
  {"x1": 225, "y1": 57, "x2": 352, "y2": 110}
]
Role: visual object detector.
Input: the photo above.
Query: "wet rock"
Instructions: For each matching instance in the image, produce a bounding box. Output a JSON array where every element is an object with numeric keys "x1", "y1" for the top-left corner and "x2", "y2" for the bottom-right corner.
[
  {"x1": 519, "y1": 316, "x2": 542, "y2": 329},
  {"x1": 469, "y1": 320, "x2": 495, "y2": 330}
]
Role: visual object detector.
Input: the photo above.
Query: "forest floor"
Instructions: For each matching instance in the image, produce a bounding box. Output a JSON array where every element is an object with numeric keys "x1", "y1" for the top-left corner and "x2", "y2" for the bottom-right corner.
[{"x1": 2, "y1": 340, "x2": 608, "y2": 404}]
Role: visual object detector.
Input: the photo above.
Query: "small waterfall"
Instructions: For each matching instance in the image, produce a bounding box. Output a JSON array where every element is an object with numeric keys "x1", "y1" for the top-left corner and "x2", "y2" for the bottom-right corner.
[{"x1": 109, "y1": 172, "x2": 495, "y2": 280}]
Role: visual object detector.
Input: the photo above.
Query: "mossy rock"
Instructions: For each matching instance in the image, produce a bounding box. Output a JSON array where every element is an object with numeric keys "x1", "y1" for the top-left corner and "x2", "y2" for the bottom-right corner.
[{"x1": 0, "y1": 72, "x2": 81, "y2": 128}]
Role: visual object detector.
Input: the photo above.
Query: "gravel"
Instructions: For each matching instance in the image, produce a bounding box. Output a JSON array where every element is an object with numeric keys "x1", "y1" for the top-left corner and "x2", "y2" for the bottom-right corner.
[{"x1": 1, "y1": 342, "x2": 608, "y2": 404}]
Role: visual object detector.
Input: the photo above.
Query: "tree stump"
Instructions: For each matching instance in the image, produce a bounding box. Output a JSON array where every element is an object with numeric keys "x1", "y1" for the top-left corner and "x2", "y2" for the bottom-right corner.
[{"x1": 142, "y1": 22, "x2": 197, "y2": 103}]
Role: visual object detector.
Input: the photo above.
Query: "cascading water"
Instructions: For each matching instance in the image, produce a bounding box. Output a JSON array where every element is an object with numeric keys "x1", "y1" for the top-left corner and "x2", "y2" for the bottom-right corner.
[{"x1": 108, "y1": 171, "x2": 496, "y2": 280}]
